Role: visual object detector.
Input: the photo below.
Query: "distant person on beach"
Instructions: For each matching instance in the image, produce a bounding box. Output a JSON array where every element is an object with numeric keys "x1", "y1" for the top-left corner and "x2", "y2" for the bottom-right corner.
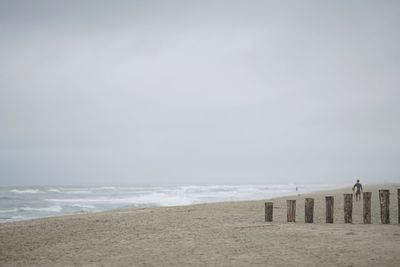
[{"x1": 352, "y1": 179, "x2": 363, "y2": 201}]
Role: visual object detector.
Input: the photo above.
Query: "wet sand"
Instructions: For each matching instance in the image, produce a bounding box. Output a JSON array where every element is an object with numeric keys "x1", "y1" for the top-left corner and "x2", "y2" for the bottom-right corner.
[{"x1": 1, "y1": 184, "x2": 399, "y2": 266}]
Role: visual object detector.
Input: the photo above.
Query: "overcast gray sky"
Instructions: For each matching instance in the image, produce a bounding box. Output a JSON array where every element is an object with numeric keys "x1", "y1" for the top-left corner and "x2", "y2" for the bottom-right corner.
[{"x1": 0, "y1": 0, "x2": 399, "y2": 186}]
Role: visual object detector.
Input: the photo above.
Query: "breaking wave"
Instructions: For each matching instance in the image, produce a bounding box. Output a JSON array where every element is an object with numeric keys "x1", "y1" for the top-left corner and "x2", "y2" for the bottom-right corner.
[
  {"x1": 1, "y1": 184, "x2": 344, "y2": 223},
  {"x1": 17, "y1": 206, "x2": 63, "y2": 212},
  {"x1": 10, "y1": 189, "x2": 43, "y2": 194}
]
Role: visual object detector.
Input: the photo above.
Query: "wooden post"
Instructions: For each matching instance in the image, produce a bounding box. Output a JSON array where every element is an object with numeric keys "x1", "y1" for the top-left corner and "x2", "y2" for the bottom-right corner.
[
  {"x1": 265, "y1": 202, "x2": 273, "y2": 222},
  {"x1": 363, "y1": 192, "x2": 372, "y2": 224},
  {"x1": 398, "y1": 189, "x2": 400, "y2": 224},
  {"x1": 325, "y1": 196, "x2": 334, "y2": 223},
  {"x1": 344, "y1": 194, "x2": 353, "y2": 223},
  {"x1": 305, "y1": 198, "x2": 314, "y2": 223},
  {"x1": 379, "y1": 190, "x2": 390, "y2": 224},
  {"x1": 287, "y1": 200, "x2": 296, "y2": 222}
]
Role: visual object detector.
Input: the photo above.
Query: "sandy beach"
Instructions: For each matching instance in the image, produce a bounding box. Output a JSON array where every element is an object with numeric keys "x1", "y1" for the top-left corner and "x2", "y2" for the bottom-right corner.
[{"x1": 1, "y1": 184, "x2": 399, "y2": 266}]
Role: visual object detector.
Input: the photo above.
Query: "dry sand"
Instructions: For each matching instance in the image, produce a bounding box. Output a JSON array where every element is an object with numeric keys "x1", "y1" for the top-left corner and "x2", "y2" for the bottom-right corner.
[{"x1": 1, "y1": 184, "x2": 400, "y2": 266}]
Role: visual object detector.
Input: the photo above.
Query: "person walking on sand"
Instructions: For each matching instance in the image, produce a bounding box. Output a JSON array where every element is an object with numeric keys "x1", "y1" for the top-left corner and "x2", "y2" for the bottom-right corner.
[{"x1": 352, "y1": 179, "x2": 363, "y2": 202}]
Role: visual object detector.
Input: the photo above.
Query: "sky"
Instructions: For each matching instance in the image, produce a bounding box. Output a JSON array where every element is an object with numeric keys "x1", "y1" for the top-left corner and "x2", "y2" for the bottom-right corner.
[{"x1": 0, "y1": 0, "x2": 399, "y2": 186}]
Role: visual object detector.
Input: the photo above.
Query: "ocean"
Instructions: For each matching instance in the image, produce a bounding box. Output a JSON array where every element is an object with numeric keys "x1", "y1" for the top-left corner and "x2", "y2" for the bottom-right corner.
[{"x1": 0, "y1": 184, "x2": 343, "y2": 223}]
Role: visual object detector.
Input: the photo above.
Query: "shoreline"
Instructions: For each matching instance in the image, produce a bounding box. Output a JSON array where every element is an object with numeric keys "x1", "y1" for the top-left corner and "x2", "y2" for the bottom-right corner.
[
  {"x1": 0, "y1": 183, "x2": 398, "y2": 226},
  {"x1": 1, "y1": 183, "x2": 400, "y2": 266},
  {"x1": 0, "y1": 183, "x2": 348, "y2": 224}
]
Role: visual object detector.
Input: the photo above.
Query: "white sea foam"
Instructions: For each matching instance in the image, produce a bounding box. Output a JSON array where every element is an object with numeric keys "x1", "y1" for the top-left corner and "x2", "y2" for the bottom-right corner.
[
  {"x1": 46, "y1": 184, "x2": 341, "y2": 207},
  {"x1": 10, "y1": 189, "x2": 43, "y2": 194},
  {"x1": 46, "y1": 193, "x2": 196, "y2": 206},
  {"x1": 2, "y1": 184, "x2": 346, "y2": 223},
  {"x1": 99, "y1": 186, "x2": 116, "y2": 190},
  {"x1": 69, "y1": 204, "x2": 96, "y2": 209},
  {"x1": 48, "y1": 188, "x2": 62, "y2": 193},
  {"x1": 65, "y1": 190, "x2": 93, "y2": 194},
  {"x1": 18, "y1": 206, "x2": 63, "y2": 213},
  {"x1": 48, "y1": 188, "x2": 92, "y2": 194},
  {"x1": 3, "y1": 215, "x2": 34, "y2": 222},
  {"x1": 0, "y1": 208, "x2": 18, "y2": 213}
]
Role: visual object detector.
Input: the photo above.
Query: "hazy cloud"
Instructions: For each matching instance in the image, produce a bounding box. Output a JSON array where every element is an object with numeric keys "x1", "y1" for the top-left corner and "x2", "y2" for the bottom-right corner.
[{"x1": 1, "y1": 0, "x2": 399, "y2": 185}]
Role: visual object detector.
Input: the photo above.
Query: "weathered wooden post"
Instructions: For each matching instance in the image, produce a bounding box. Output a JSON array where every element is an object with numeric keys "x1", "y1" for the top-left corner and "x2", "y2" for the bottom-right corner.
[
  {"x1": 398, "y1": 189, "x2": 400, "y2": 224},
  {"x1": 305, "y1": 198, "x2": 314, "y2": 223},
  {"x1": 265, "y1": 202, "x2": 273, "y2": 222},
  {"x1": 287, "y1": 200, "x2": 296, "y2": 222},
  {"x1": 344, "y1": 194, "x2": 353, "y2": 223},
  {"x1": 363, "y1": 192, "x2": 372, "y2": 224},
  {"x1": 325, "y1": 196, "x2": 334, "y2": 223},
  {"x1": 379, "y1": 189, "x2": 390, "y2": 224}
]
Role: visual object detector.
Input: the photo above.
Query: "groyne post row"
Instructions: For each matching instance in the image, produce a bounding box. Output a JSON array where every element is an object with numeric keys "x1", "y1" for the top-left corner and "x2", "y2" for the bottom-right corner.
[{"x1": 264, "y1": 188, "x2": 399, "y2": 224}]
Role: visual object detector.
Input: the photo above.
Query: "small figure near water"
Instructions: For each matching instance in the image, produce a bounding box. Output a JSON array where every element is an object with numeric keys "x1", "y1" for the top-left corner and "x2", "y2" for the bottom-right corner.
[{"x1": 352, "y1": 179, "x2": 363, "y2": 201}]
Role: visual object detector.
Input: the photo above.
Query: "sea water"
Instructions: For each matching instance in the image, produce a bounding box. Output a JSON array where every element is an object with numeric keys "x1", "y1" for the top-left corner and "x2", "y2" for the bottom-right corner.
[{"x1": 0, "y1": 184, "x2": 343, "y2": 223}]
